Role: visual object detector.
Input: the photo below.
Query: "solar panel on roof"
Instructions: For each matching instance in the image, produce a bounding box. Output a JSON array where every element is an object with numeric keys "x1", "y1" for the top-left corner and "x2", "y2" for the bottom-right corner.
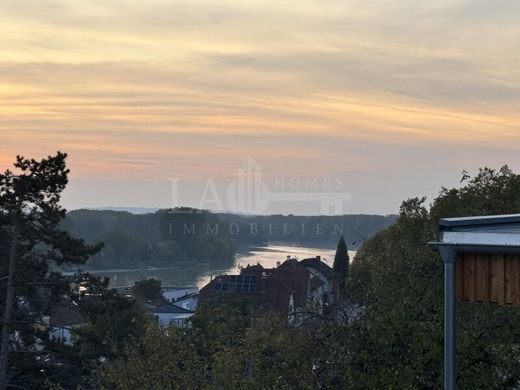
[{"x1": 212, "y1": 275, "x2": 258, "y2": 293}]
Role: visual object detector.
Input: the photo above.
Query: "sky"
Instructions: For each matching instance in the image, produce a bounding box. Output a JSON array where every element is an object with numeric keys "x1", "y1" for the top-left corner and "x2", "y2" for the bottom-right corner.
[{"x1": 1, "y1": 0, "x2": 519, "y2": 215}]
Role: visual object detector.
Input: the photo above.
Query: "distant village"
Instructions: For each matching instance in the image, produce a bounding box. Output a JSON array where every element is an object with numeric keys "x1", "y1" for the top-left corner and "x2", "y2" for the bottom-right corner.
[{"x1": 48, "y1": 255, "x2": 342, "y2": 343}]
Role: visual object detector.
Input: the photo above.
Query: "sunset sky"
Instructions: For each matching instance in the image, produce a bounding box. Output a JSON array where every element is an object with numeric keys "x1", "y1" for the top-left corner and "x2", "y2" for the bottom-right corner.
[{"x1": 1, "y1": 0, "x2": 519, "y2": 214}]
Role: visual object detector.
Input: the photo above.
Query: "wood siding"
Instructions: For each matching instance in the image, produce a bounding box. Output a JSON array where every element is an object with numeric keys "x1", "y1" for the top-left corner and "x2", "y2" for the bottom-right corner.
[{"x1": 456, "y1": 253, "x2": 520, "y2": 305}]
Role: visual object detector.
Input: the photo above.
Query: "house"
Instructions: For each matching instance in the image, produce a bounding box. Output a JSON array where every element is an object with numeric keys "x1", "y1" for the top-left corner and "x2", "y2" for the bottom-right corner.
[
  {"x1": 114, "y1": 284, "x2": 199, "y2": 305},
  {"x1": 149, "y1": 303, "x2": 194, "y2": 327},
  {"x1": 48, "y1": 303, "x2": 86, "y2": 345},
  {"x1": 173, "y1": 293, "x2": 199, "y2": 311},
  {"x1": 300, "y1": 256, "x2": 341, "y2": 304},
  {"x1": 199, "y1": 256, "x2": 339, "y2": 323},
  {"x1": 113, "y1": 286, "x2": 133, "y2": 298},
  {"x1": 200, "y1": 273, "x2": 295, "y2": 319},
  {"x1": 161, "y1": 286, "x2": 199, "y2": 302}
]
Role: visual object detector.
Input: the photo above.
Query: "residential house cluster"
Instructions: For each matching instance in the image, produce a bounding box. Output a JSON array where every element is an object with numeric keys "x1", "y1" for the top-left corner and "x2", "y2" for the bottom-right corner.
[
  {"x1": 199, "y1": 256, "x2": 341, "y2": 324},
  {"x1": 47, "y1": 255, "x2": 337, "y2": 343},
  {"x1": 48, "y1": 284, "x2": 200, "y2": 344}
]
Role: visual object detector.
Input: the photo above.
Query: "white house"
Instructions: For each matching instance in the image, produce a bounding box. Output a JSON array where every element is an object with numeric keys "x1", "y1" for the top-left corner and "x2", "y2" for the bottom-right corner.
[
  {"x1": 300, "y1": 256, "x2": 341, "y2": 305},
  {"x1": 149, "y1": 303, "x2": 194, "y2": 327},
  {"x1": 161, "y1": 287, "x2": 199, "y2": 302},
  {"x1": 173, "y1": 293, "x2": 199, "y2": 311}
]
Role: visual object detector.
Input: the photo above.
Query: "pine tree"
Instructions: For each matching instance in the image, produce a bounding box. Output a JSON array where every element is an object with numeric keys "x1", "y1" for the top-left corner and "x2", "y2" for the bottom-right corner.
[
  {"x1": 0, "y1": 152, "x2": 101, "y2": 389},
  {"x1": 333, "y1": 235, "x2": 349, "y2": 287}
]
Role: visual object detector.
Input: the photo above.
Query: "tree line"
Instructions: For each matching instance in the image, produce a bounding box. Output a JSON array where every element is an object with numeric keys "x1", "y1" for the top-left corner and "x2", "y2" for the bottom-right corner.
[{"x1": 61, "y1": 209, "x2": 395, "y2": 270}]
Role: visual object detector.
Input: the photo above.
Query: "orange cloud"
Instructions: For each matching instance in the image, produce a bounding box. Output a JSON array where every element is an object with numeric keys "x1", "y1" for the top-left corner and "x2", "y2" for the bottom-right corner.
[{"x1": 1, "y1": 0, "x2": 519, "y2": 188}]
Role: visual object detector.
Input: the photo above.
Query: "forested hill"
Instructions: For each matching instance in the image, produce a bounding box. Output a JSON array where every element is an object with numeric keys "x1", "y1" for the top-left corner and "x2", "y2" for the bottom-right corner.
[
  {"x1": 215, "y1": 213, "x2": 397, "y2": 247},
  {"x1": 62, "y1": 208, "x2": 236, "y2": 269},
  {"x1": 62, "y1": 209, "x2": 396, "y2": 269}
]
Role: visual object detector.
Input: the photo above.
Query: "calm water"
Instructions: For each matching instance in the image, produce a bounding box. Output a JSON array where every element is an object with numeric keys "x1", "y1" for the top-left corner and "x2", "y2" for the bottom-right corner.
[{"x1": 77, "y1": 244, "x2": 356, "y2": 289}]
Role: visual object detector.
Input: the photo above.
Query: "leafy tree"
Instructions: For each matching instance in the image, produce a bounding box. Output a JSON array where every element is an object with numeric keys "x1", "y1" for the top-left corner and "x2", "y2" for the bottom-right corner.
[
  {"x1": 333, "y1": 235, "x2": 350, "y2": 287},
  {"x1": 132, "y1": 278, "x2": 163, "y2": 301},
  {"x1": 349, "y1": 166, "x2": 520, "y2": 388},
  {"x1": 0, "y1": 153, "x2": 101, "y2": 389},
  {"x1": 99, "y1": 322, "x2": 206, "y2": 389},
  {"x1": 99, "y1": 294, "x2": 352, "y2": 389},
  {"x1": 99, "y1": 294, "x2": 252, "y2": 388}
]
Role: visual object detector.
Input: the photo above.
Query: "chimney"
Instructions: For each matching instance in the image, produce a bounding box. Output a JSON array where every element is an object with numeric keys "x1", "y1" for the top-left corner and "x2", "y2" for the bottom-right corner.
[{"x1": 316, "y1": 255, "x2": 321, "y2": 261}]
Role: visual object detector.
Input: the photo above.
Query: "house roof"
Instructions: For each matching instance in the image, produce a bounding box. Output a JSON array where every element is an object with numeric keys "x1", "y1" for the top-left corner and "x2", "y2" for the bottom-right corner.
[
  {"x1": 310, "y1": 275, "x2": 325, "y2": 290},
  {"x1": 430, "y1": 214, "x2": 520, "y2": 254},
  {"x1": 199, "y1": 256, "x2": 339, "y2": 316},
  {"x1": 199, "y1": 275, "x2": 294, "y2": 317},
  {"x1": 252, "y1": 278, "x2": 293, "y2": 316},
  {"x1": 148, "y1": 297, "x2": 166, "y2": 307},
  {"x1": 300, "y1": 257, "x2": 341, "y2": 279},
  {"x1": 277, "y1": 258, "x2": 300, "y2": 271},
  {"x1": 271, "y1": 265, "x2": 310, "y2": 308},
  {"x1": 240, "y1": 264, "x2": 265, "y2": 276},
  {"x1": 175, "y1": 293, "x2": 199, "y2": 303},
  {"x1": 149, "y1": 303, "x2": 194, "y2": 314},
  {"x1": 162, "y1": 286, "x2": 198, "y2": 292},
  {"x1": 49, "y1": 305, "x2": 86, "y2": 327},
  {"x1": 439, "y1": 214, "x2": 520, "y2": 229}
]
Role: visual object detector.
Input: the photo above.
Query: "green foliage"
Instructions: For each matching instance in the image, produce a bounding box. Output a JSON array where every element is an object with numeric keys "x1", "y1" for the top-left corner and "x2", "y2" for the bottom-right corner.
[
  {"x1": 348, "y1": 199, "x2": 443, "y2": 388},
  {"x1": 62, "y1": 210, "x2": 396, "y2": 270},
  {"x1": 0, "y1": 153, "x2": 102, "y2": 389},
  {"x1": 78, "y1": 276, "x2": 148, "y2": 349},
  {"x1": 349, "y1": 166, "x2": 520, "y2": 388},
  {"x1": 333, "y1": 235, "x2": 349, "y2": 286},
  {"x1": 132, "y1": 278, "x2": 163, "y2": 301},
  {"x1": 99, "y1": 323, "x2": 205, "y2": 389},
  {"x1": 430, "y1": 165, "x2": 520, "y2": 227},
  {"x1": 99, "y1": 295, "x2": 253, "y2": 389},
  {"x1": 63, "y1": 208, "x2": 236, "y2": 269},
  {"x1": 98, "y1": 295, "x2": 346, "y2": 389}
]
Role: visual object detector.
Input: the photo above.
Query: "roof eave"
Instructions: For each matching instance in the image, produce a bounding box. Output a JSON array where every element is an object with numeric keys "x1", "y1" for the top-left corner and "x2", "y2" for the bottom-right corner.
[
  {"x1": 429, "y1": 241, "x2": 520, "y2": 255},
  {"x1": 439, "y1": 214, "x2": 520, "y2": 229}
]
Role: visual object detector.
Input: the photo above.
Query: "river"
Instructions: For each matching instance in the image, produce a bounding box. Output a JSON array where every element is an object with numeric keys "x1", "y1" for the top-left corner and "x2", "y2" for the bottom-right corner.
[{"x1": 76, "y1": 244, "x2": 357, "y2": 289}]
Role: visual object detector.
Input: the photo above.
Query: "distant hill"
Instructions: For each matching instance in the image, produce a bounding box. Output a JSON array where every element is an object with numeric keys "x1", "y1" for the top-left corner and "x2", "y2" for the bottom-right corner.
[
  {"x1": 62, "y1": 208, "x2": 235, "y2": 269},
  {"x1": 216, "y1": 212, "x2": 397, "y2": 248},
  {"x1": 85, "y1": 207, "x2": 160, "y2": 214},
  {"x1": 62, "y1": 209, "x2": 397, "y2": 269}
]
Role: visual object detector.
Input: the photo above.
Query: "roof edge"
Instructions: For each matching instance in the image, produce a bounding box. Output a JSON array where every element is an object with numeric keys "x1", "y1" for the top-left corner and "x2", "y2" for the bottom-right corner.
[{"x1": 440, "y1": 214, "x2": 520, "y2": 228}]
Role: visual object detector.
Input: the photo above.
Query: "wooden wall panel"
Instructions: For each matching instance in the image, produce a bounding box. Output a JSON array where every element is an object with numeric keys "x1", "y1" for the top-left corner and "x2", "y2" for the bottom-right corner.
[
  {"x1": 489, "y1": 254, "x2": 505, "y2": 305},
  {"x1": 462, "y1": 253, "x2": 476, "y2": 302},
  {"x1": 505, "y1": 256, "x2": 520, "y2": 305},
  {"x1": 456, "y1": 253, "x2": 520, "y2": 305},
  {"x1": 474, "y1": 254, "x2": 489, "y2": 303},
  {"x1": 514, "y1": 256, "x2": 520, "y2": 305}
]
